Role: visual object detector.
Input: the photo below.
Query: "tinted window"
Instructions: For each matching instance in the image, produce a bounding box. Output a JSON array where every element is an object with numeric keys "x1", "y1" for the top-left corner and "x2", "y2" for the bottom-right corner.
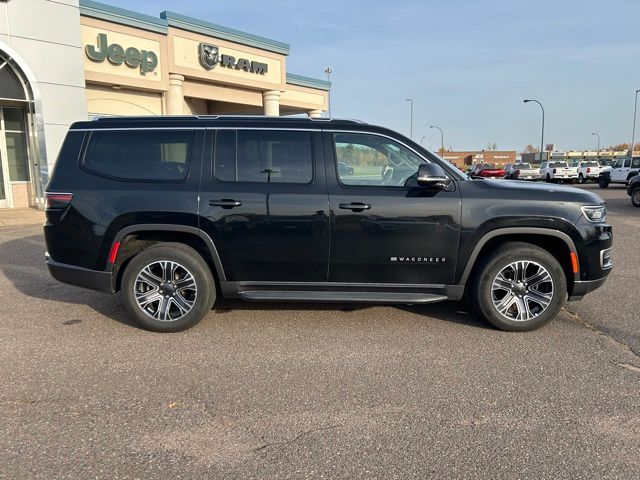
[
  {"x1": 84, "y1": 130, "x2": 194, "y2": 181},
  {"x1": 624, "y1": 159, "x2": 631, "y2": 168},
  {"x1": 214, "y1": 130, "x2": 312, "y2": 184},
  {"x1": 334, "y1": 132, "x2": 426, "y2": 187},
  {"x1": 633, "y1": 158, "x2": 640, "y2": 168}
]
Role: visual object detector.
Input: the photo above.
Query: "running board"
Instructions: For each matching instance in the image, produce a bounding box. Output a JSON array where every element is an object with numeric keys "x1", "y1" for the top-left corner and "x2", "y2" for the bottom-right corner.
[{"x1": 237, "y1": 290, "x2": 448, "y2": 304}]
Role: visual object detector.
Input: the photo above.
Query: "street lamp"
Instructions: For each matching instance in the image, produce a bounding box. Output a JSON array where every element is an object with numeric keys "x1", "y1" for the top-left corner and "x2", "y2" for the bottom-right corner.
[
  {"x1": 405, "y1": 98, "x2": 413, "y2": 138},
  {"x1": 592, "y1": 132, "x2": 600, "y2": 160},
  {"x1": 324, "y1": 67, "x2": 333, "y2": 117},
  {"x1": 630, "y1": 89, "x2": 640, "y2": 158},
  {"x1": 524, "y1": 99, "x2": 545, "y2": 163},
  {"x1": 430, "y1": 125, "x2": 444, "y2": 157}
]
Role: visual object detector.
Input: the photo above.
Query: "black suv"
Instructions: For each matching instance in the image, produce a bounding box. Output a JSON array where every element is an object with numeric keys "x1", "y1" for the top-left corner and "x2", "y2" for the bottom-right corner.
[{"x1": 44, "y1": 116, "x2": 612, "y2": 332}]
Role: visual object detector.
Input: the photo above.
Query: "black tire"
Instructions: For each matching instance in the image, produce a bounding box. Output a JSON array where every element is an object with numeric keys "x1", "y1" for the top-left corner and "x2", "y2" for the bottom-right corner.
[
  {"x1": 578, "y1": 174, "x2": 585, "y2": 184},
  {"x1": 632, "y1": 187, "x2": 640, "y2": 207},
  {"x1": 546, "y1": 174, "x2": 551, "y2": 183},
  {"x1": 121, "y1": 242, "x2": 216, "y2": 332},
  {"x1": 471, "y1": 242, "x2": 567, "y2": 332},
  {"x1": 598, "y1": 176, "x2": 609, "y2": 188}
]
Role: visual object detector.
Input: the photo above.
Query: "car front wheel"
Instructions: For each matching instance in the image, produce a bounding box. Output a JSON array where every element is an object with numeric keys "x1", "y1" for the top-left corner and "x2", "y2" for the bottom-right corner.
[
  {"x1": 632, "y1": 187, "x2": 640, "y2": 207},
  {"x1": 471, "y1": 242, "x2": 566, "y2": 331},
  {"x1": 598, "y1": 176, "x2": 609, "y2": 188},
  {"x1": 121, "y1": 243, "x2": 216, "y2": 332}
]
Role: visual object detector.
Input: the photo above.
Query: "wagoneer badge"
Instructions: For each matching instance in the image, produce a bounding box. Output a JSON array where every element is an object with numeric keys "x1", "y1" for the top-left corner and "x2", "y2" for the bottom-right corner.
[{"x1": 390, "y1": 256, "x2": 447, "y2": 263}]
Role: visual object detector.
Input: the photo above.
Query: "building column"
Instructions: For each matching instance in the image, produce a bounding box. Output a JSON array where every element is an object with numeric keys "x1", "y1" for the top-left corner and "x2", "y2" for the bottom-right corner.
[
  {"x1": 307, "y1": 109, "x2": 323, "y2": 118},
  {"x1": 263, "y1": 90, "x2": 281, "y2": 116},
  {"x1": 167, "y1": 73, "x2": 185, "y2": 115}
]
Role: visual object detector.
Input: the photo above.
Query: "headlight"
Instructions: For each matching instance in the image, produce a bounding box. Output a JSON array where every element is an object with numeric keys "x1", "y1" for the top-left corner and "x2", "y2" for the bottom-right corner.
[{"x1": 581, "y1": 205, "x2": 607, "y2": 222}]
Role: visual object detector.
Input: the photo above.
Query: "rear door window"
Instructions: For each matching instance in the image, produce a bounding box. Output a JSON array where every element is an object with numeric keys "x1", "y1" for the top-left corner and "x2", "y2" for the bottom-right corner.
[
  {"x1": 83, "y1": 129, "x2": 194, "y2": 181},
  {"x1": 214, "y1": 130, "x2": 313, "y2": 184}
]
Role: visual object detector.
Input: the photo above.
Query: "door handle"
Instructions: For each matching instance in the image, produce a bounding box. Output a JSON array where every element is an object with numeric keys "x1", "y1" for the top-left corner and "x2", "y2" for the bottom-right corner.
[
  {"x1": 339, "y1": 202, "x2": 371, "y2": 212},
  {"x1": 209, "y1": 199, "x2": 242, "y2": 209}
]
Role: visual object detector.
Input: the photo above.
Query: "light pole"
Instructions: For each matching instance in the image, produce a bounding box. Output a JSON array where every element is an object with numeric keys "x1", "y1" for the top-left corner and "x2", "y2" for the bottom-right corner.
[
  {"x1": 630, "y1": 89, "x2": 640, "y2": 158},
  {"x1": 430, "y1": 125, "x2": 444, "y2": 157},
  {"x1": 524, "y1": 99, "x2": 545, "y2": 163},
  {"x1": 405, "y1": 98, "x2": 413, "y2": 138},
  {"x1": 592, "y1": 132, "x2": 600, "y2": 161},
  {"x1": 324, "y1": 67, "x2": 333, "y2": 117},
  {"x1": 420, "y1": 135, "x2": 426, "y2": 145}
]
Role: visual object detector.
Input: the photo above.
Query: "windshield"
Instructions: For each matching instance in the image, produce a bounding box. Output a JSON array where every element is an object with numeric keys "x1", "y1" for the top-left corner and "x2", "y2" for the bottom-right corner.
[
  {"x1": 550, "y1": 162, "x2": 568, "y2": 168},
  {"x1": 584, "y1": 161, "x2": 599, "y2": 167},
  {"x1": 481, "y1": 163, "x2": 496, "y2": 169}
]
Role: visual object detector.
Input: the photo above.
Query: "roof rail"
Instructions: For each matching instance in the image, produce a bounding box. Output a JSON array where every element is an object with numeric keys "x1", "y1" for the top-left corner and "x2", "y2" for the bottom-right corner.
[{"x1": 92, "y1": 114, "x2": 368, "y2": 124}]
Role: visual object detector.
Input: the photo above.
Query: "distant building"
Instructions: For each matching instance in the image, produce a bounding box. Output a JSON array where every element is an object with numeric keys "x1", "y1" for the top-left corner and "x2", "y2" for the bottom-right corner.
[{"x1": 441, "y1": 150, "x2": 516, "y2": 168}]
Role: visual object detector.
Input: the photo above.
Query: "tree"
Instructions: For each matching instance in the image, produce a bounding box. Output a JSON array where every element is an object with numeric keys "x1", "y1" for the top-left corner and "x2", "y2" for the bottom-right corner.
[
  {"x1": 522, "y1": 144, "x2": 539, "y2": 154},
  {"x1": 608, "y1": 143, "x2": 629, "y2": 151}
]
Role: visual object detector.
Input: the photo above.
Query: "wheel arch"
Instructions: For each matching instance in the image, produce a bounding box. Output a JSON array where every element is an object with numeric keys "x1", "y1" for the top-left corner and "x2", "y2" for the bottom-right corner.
[
  {"x1": 458, "y1": 228, "x2": 579, "y2": 292},
  {"x1": 110, "y1": 224, "x2": 226, "y2": 292}
]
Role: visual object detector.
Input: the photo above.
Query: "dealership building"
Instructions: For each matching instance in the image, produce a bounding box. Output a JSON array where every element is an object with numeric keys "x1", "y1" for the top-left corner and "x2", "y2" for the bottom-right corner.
[
  {"x1": 441, "y1": 150, "x2": 517, "y2": 168},
  {"x1": 0, "y1": 0, "x2": 330, "y2": 209}
]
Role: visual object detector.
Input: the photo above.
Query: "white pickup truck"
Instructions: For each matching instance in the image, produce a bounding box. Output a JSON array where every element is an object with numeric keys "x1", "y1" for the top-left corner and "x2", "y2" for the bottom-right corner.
[
  {"x1": 569, "y1": 160, "x2": 606, "y2": 184},
  {"x1": 540, "y1": 161, "x2": 578, "y2": 183},
  {"x1": 503, "y1": 163, "x2": 540, "y2": 181},
  {"x1": 598, "y1": 157, "x2": 640, "y2": 188}
]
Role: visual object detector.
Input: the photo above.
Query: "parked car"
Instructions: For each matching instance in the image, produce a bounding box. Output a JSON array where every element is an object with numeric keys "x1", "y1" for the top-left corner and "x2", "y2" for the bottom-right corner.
[
  {"x1": 571, "y1": 160, "x2": 605, "y2": 184},
  {"x1": 44, "y1": 116, "x2": 612, "y2": 333},
  {"x1": 469, "y1": 163, "x2": 505, "y2": 179},
  {"x1": 338, "y1": 161, "x2": 354, "y2": 176},
  {"x1": 540, "y1": 161, "x2": 578, "y2": 183},
  {"x1": 504, "y1": 163, "x2": 540, "y2": 181},
  {"x1": 598, "y1": 157, "x2": 640, "y2": 188},
  {"x1": 627, "y1": 174, "x2": 640, "y2": 207}
]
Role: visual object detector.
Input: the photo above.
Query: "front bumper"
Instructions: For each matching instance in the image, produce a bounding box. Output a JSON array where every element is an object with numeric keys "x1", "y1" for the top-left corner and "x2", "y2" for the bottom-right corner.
[
  {"x1": 568, "y1": 277, "x2": 608, "y2": 301},
  {"x1": 45, "y1": 253, "x2": 113, "y2": 293}
]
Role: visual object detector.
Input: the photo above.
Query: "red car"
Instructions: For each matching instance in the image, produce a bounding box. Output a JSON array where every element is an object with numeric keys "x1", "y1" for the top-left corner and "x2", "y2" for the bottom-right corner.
[{"x1": 470, "y1": 163, "x2": 505, "y2": 179}]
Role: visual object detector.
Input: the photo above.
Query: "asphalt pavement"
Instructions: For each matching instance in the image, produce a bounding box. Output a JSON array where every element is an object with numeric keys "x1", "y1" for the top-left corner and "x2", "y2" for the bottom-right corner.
[{"x1": 0, "y1": 184, "x2": 638, "y2": 479}]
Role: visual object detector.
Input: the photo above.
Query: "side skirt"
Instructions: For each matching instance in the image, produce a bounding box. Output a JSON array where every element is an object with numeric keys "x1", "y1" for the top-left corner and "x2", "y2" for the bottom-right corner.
[{"x1": 220, "y1": 281, "x2": 465, "y2": 304}]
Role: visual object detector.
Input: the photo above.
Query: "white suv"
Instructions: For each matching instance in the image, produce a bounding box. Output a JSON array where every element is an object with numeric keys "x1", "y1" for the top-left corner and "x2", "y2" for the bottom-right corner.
[
  {"x1": 599, "y1": 157, "x2": 640, "y2": 188},
  {"x1": 540, "y1": 161, "x2": 578, "y2": 183}
]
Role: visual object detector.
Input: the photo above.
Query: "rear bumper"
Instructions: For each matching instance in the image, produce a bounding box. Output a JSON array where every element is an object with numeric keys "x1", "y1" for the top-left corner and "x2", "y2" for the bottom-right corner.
[
  {"x1": 567, "y1": 277, "x2": 607, "y2": 301},
  {"x1": 45, "y1": 253, "x2": 113, "y2": 293}
]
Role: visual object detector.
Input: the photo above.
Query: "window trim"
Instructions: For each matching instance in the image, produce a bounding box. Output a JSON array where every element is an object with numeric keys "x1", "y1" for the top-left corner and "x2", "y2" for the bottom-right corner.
[
  {"x1": 79, "y1": 129, "x2": 196, "y2": 183},
  {"x1": 212, "y1": 128, "x2": 315, "y2": 186}
]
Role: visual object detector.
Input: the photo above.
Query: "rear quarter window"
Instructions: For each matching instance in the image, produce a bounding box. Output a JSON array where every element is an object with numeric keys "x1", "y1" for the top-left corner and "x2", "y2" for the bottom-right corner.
[{"x1": 82, "y1": 129, "x2": 195, "y2": 181}]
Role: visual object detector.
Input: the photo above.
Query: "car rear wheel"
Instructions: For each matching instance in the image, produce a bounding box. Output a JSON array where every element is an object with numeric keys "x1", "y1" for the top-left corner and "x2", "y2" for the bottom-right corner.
[
  {"x1": 545, "y1": 174, "x2": 551, "y2": 183},
  {"x1": 121, "y1": 243, "x2": 216, "y2": 332},
  {"x1": 578, "y1": 173, "x2": 585, "y2": 184},
  {"x1": 471, "y1": 242, "x2": 566, "y2": 331},
  {"x1": 632, "y1": 187, "x2": 640, "y2": 207}
]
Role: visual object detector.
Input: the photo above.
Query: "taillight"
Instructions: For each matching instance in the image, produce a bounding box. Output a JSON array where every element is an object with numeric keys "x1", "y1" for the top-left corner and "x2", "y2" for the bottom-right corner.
[
  {"x1": 515, "y1": 169, "x2": 520, "y2": 176},
  {"x1": 45, "y1": 192, "x2": 73, "y2": 209},
  {"x1": 553, "y1": 168, "x2": 557, "y2": 173},
  {"x1": 587, "y1": 167, "x2": 591, "y2": 173}
]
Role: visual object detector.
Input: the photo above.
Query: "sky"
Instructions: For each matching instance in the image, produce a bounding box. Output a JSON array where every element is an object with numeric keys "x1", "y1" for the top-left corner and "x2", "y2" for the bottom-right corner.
[{"x1": 104, "y1": 0, "x2": 640, "y2": 152}]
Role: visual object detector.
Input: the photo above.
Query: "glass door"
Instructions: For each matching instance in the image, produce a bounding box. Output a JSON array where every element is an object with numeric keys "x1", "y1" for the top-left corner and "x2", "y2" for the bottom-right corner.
[
  {"x1": 0, "y1": 147, "x2": 8, "y2": 208},
  {"x1": 0, "y1": 107, "x2": 30, "y2": 208}
]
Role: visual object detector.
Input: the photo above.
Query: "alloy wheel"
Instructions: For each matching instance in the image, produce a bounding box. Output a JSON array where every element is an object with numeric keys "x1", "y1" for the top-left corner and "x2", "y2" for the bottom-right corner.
[
  {"x1": 133, "y1": 260, "x2": 197, "y2": 322},
  {"x1": 491, "y1": 260, "x2": 554, "y2": 322}
]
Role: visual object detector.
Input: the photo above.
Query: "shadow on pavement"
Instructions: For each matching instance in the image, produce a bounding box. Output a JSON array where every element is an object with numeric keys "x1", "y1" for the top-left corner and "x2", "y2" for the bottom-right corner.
[{"x1": 0, "y1": 233, "x2": 491, "y2": 331}]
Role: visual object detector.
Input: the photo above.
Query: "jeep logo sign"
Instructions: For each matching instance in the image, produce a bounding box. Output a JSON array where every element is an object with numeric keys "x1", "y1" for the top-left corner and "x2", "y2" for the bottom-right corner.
[
  {"x1": 197, "y1": 43, "x2": 268, "y2": 75},
  {"x1": 85, "y1": 33, "x2": 158, "y2": 75}
]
